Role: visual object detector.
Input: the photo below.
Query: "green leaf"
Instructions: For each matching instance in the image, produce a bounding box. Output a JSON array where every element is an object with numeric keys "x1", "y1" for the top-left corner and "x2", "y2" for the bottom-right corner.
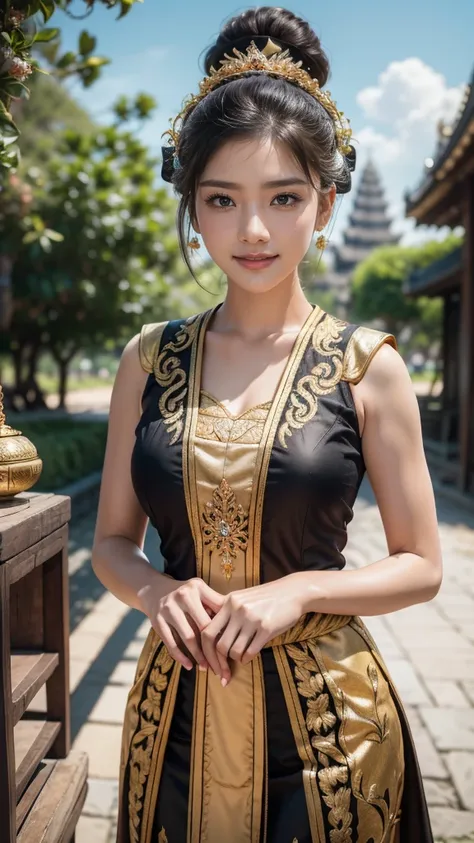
[
  {"x1": 83, "y1": 56, "x2": 110, "y2": 68},
  {"x1": 1, "y1": 79, "x2": 30, "y2": 100},
  {"x1": 1, "y1": 32, "x2": 12, "y2": 46},
  {"x1": 118, "y1": 0, "x2": 143, "y2": 20},
  {"x1": 56, "y1": 51, "x2": 77, "y2": 69},
  {"x1": 23, "y1": 231, "x2": 40, "y2": 244},
  {"x1": 34, "y1": 27, "x2": 60, "y2": 43},
  {"x1": 79, "y1": 30, "x2": 96, "y2": 57},
  {"x1": 38, "y1": 0, "x2": 56, "y2": 23},
  {"x1": 0, "y1": 114, "x2": 19, "y2": 140},
  {"x1": 45, "y1": 229, "x2": 64, "y2": 242}
]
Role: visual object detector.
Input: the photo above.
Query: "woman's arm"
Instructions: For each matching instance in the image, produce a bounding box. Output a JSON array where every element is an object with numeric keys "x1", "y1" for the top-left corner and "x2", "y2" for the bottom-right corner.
[
  {"x1": 295, "y1": 342, "x2": 443, "y2": 617},
  {"x1": 91, "y1": 332, "x2": 225, "y2": 671}
]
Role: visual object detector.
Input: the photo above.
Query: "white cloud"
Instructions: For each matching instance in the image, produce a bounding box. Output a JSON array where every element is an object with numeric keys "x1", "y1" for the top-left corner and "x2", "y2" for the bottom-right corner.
[{"x1": 329, "y1": 58, "x2": 468, "y2": 246}]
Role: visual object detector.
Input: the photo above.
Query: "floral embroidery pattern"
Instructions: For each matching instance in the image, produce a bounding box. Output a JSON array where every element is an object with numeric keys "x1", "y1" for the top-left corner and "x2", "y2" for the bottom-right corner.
[
  {"x1": 286, "y1": 641, "x2": 353, "y2": 842},
  {"x1": 158, "y1": 829, "x2": 168, "y2": 843},
  {"x1": 278, "y1": 314, "x2": 347, "y2": 449},
  {"x1": 153, "y1": 315, "x2": 200, "y2": 445},
  {"x1": 201, "y1": 478, "x2": 249, "y2": 580},
  {"x1": 128, "y1": 644, "x2": 174, "y2": 843}
]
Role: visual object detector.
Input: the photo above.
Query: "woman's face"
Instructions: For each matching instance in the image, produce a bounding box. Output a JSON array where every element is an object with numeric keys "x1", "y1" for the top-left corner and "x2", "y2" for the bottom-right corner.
[{"x1": 194, "y1": 137, "x2": 335, "y2": 295}]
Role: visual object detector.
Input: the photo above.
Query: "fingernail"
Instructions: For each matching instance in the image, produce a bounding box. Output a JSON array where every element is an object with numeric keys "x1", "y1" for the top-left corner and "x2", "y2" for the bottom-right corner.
[
  {"x1": 221, "y1": 677, "x2": 228, "y2": 687},
  {"x1": 199, "y1": 664, "x2": 207, "y2": 672}
]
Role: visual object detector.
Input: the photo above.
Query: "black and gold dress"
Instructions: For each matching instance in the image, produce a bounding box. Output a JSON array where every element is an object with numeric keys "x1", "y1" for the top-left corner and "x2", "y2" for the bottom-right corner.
[{"x1": 117, "y1": 303, "x2": 434, "y2": 843}]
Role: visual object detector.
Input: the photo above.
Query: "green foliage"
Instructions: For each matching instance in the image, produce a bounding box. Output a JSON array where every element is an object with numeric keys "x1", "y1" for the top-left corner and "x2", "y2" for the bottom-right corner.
[
  {"x1": 351, "y1": 233, "x2": 463, "y2": 338},
  {"x1": 6, "y1": 99, "x2": 181, "y2": 365},
  {"x1": 18, "y1": 418, "x2": 107, "y2": 490},
  {"x1": 0, "y1": 0, "x2": 143, "y2": 177}
]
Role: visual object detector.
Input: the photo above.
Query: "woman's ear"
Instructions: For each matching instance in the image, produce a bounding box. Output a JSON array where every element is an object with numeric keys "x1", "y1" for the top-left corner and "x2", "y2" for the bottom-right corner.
[{"x1": 315, "y1": 184, "x2": 337, "y2": 231}]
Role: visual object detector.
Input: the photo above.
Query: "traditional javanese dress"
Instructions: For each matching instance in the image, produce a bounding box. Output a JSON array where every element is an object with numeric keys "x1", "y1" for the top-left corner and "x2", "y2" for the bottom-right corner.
[{"x1": 116, "y1": 303, "x2": 434, "y2": 843}]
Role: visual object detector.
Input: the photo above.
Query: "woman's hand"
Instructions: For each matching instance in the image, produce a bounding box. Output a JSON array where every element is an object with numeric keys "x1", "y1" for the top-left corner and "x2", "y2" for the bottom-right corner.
[
  {"x1": 141, "y1": 577, "x2": 226, "y2": 672},
  {"x1": 201, "y1": 576, "x2": 306, "y2": 685}
]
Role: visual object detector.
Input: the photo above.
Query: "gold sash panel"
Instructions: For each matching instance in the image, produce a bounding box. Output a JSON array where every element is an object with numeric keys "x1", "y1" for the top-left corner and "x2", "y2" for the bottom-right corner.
[{"x1": 117, "y1": 611, "x2": 404, "y2": 843}]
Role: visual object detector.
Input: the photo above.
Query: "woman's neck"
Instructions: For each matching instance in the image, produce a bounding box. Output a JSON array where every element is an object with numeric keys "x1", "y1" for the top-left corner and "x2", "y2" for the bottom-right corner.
[{"x1": 212, "y1": 275, "x2": 315, "y2": 341}]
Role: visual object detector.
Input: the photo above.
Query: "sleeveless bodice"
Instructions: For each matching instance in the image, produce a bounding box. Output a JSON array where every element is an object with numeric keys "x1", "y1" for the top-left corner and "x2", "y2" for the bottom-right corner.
[{"x1": 131, "y1": 304, "x2": 396, "y2": 593}]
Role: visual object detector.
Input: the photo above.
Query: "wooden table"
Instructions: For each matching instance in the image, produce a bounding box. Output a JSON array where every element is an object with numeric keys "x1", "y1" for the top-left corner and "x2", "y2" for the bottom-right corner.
[{"x1": 0, "y1": 492, "x2": 88, "y2": 842}]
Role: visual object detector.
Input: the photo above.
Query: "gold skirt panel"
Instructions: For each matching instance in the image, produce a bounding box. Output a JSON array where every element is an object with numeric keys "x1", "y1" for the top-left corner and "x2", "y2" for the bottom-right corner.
[{"x1": 116, "y1": 613, "x2": 404, "y2": 843}]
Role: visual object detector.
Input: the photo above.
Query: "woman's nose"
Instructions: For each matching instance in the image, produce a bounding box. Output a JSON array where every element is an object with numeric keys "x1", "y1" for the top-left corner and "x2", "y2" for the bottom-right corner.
[{"x1": 238, "y1": 211, "x2": 270, "y2": 243}]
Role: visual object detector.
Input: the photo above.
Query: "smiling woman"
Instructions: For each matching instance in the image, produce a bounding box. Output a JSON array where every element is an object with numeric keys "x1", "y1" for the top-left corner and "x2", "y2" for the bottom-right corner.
[{"x1": 90, "y1": 6, "x2": 440, "y2": 843}]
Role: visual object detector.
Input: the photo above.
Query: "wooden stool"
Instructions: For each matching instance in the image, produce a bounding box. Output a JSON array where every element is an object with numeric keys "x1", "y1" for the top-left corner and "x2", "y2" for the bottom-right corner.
[{"x1": 0, "y1": 492, "x2": 88, "y2": 842}]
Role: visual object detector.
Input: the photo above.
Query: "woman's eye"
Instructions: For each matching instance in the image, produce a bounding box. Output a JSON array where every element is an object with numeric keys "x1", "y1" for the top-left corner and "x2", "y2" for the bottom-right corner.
[
  {"x1": 206, "y1": 194, "x2": 234, "y2": 208},
  {"x1": 272, "y1": 193, "x2": 300, "y2": 206}
]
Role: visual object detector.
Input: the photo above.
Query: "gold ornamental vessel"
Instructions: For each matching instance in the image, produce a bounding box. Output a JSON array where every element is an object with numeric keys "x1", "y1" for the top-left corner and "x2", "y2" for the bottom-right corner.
[{"x1": 0, "y1": 384, "x2": 42, "y2": 500}]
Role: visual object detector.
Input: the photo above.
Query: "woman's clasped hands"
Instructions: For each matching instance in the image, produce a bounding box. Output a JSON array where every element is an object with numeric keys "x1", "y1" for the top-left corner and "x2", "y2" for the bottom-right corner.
[{"x1": 146, "y1": 575, "x2": 307, "y2": 687}]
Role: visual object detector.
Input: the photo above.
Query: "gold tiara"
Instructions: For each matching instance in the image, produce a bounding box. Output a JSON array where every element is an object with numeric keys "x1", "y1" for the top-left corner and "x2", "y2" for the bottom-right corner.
[{"x1": 162, "y1": 39, "x2": 352, "y2": 157}]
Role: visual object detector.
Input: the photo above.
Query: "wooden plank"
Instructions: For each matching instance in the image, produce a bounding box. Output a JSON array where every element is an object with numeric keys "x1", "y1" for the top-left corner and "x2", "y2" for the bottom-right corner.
[
  {"x1": 17, "y1": 752, "x2": 88, "y2": 843},
  {"x1": 0, "y1": 494, "x2": 70, "y2": 564},
  {"x1": 8, "y1": 525, "x2": 68, "y2": 586},
  {"x1": 16, "y1": 760, "x2": 56, "y2": 833},
  {"x1": 15, "y1": 719, "x2": 61, "y2": 798},
  {"x1": 0, "y1": 564, "x2": 16, "y2": 843},
  {"x1": 43, "y1": 547, "x2": 70, "y2": 757},
  {"x1": 10, "y1": 566, "x2": 44, "y2": 648},
  {"x1": 11, "y1": 653, "x2": 59, "y2": 726}
]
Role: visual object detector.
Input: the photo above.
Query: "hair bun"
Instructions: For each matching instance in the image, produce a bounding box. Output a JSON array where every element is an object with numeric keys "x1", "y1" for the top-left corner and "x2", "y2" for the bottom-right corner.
[{"x1": 204, "y1": 6, "x2": 330, "y2": 87}]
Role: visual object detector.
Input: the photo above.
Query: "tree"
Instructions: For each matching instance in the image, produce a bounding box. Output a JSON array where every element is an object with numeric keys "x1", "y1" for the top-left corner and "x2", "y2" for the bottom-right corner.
[
  {"x1": 351, "y1": 234, "x2": 463, "y2": 337},
  {"x1": 0, "y1": 0, "x2": 142, "y2": 177},
  {"x1": 6, "y1": 97, "x2": 183, "y2": 410}
]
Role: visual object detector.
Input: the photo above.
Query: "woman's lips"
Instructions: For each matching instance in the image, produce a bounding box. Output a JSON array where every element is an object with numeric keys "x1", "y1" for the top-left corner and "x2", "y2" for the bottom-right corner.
[{"x1": 233, "y1": 255, "x2": 278, "y2": 270}]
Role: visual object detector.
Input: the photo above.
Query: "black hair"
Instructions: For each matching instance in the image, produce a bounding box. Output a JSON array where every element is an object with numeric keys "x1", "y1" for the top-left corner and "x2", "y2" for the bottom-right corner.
[{"x1": 169, "y1": 7, "x2": 352, "y2": 276}]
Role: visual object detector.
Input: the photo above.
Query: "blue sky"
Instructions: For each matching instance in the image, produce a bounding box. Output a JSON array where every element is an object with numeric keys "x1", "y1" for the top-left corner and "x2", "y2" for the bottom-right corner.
[{"x1": 57, "y1": 0, "x2": 474, "y2": 245}]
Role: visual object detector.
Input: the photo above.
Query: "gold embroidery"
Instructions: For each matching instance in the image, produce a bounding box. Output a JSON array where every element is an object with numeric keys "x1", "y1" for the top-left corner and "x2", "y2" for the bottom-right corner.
[
  {"x1": 196, "y1": 392, "x2": 270, "y2": 444},
  {"x1": 153, "y1": 315, "x2": 200, "y2": 445},
  {"x1": 158, "y1": 829, "x2": 168, "y2": 843},
  {"x1": 286, "y1": 640, "x2": 353, "y2": 841},
  {"x1": 201, "y1": 478, "x2": 249, "y2": 579},
  {"x1": 352, "y1": 771, "x2": 401, "y2": 840},
  {"x1": 128, "y1": 643, "x2": 174, "y2": 843},
  {"x1": 278, "y1": 314, "x2": 347, "y2": 448}
]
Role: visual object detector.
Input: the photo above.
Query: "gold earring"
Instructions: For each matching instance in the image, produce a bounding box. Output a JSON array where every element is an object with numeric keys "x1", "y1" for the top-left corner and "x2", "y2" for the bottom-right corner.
[
  {"x1": 188, "y1": 235, "x2": 201, "y2": 251},
  {"x1": 315, "y1": 234, "x2": 327, "y2": 251}
]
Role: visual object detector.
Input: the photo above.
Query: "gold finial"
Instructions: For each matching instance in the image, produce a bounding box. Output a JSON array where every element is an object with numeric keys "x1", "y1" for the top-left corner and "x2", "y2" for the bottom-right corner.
[
  {"x1": 261, "y1": 38, "x2": 282, "y2": 58},
  {"x1": 162, "y1": 41, "x2": 352, "y2": 157}
]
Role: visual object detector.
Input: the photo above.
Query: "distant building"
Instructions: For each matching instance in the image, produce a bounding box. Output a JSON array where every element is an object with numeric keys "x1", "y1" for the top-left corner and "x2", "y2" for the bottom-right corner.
[
  {"x1": 405, "y1": 67, "x2": 474, "y2": 495},
  {"x1": 314, "y1": 159, "x2": 400, "y2": 317}
]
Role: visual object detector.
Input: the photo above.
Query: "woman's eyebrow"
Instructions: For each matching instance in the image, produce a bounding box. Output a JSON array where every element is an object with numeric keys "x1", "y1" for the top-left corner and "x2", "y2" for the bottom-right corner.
[{"x1": 199, "y1": 177, "x2": 308, "y2": 189}]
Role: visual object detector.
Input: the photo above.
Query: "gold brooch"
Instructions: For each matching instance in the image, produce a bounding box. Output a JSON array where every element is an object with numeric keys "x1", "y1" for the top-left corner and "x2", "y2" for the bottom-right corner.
[{"x1": 201, "y1": 478, "x2": 249, "y2": 580}]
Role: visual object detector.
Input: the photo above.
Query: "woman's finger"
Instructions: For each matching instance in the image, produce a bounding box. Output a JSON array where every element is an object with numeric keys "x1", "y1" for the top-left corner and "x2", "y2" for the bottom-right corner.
[
  {"x1": 228, "y1": 628, "x2": 256, "y2": 663},
  {"x1": 156, "y1": 617, "x2": 193, "y2": 670},
  {"x1": 168, "y1": 606, "x2": 207, "y2": 667},
  {"x1": 241, "y1": 629, "x2": 269, "y2": 665},
  {"x1": 201, "y1": 610, "x2": 231, "y2": 678}
]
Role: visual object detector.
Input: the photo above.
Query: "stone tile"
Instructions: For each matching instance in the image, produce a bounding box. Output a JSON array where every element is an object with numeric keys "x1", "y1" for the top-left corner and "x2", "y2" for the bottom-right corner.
[
  {"x1": 462, "y1": 682, "x2": 474, "y2": 705},
  {"x1": 88, "y1": 685, "x2": 130, "y2": 725},
  {"x1": 123, "y1": 638, "x2": 146, "y2": 659},
  {"x1": 410, "y1": 650, "x2": 474, "y2": 681},
  {"x1": 404, "y1": 707, "x2": 447, "y2": 780},
  {"x1": 83, "y1": 777, "x2": 119, "y2": 818},
  {"x1": 382, "y1": 658, "x2": 431, "y2": 705},
  {"x1": 76, "y1": 815, "x2": 112, "y2": 843},
  {"x1": 73, "y1": 723, "x2": 122, "y2": 779},
  {"x1": 425, "y1": 680, "x2": 472, "y2": 708},
  {"x1": 108, "y1": 659, "x2": 138, "y2": 686},
  {"x1": 424, "y1": 778, "x2": 458, "y2": 808},
  {"x1": 420, "y1": 707, "x2": 474, "y2": 751},
  {"x1": 445, "y1": 753, "x2": 474, "y2": 811},
  {"x1": 70, "y1": 630, "x2": 105, "y2": 663},
  {"x1": 429, "y1": 807, "x2": 474, "y2": 837}
]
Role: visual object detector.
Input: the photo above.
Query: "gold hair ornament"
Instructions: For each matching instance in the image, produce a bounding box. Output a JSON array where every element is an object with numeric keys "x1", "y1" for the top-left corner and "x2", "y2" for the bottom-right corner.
[{"x1": 162, "y1": 40, "x2": 352, "y2": 158}]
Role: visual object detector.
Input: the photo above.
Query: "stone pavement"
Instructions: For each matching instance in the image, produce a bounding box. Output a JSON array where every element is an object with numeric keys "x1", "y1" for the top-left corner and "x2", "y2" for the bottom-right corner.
[{"x1": 64, "y1": 480, "x2": 474, "y2": 843}]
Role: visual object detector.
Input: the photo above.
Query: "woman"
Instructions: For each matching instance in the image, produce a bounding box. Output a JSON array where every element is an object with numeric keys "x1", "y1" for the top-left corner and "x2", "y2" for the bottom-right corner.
[{"x1": 91, "y1": 8, "x2": 441, "y2": 842}]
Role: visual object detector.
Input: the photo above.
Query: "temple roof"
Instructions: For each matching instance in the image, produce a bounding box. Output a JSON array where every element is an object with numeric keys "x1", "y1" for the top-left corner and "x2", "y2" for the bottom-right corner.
[
  {"x1": 404, "y1": 246, "x2": 463, "y2": 297},
  {"x1": 405, "y1": 64, "x2": 474, "y2": 226},
  {"x1": 343, "y1": 226, "x2": 399, "y2": 246}
]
